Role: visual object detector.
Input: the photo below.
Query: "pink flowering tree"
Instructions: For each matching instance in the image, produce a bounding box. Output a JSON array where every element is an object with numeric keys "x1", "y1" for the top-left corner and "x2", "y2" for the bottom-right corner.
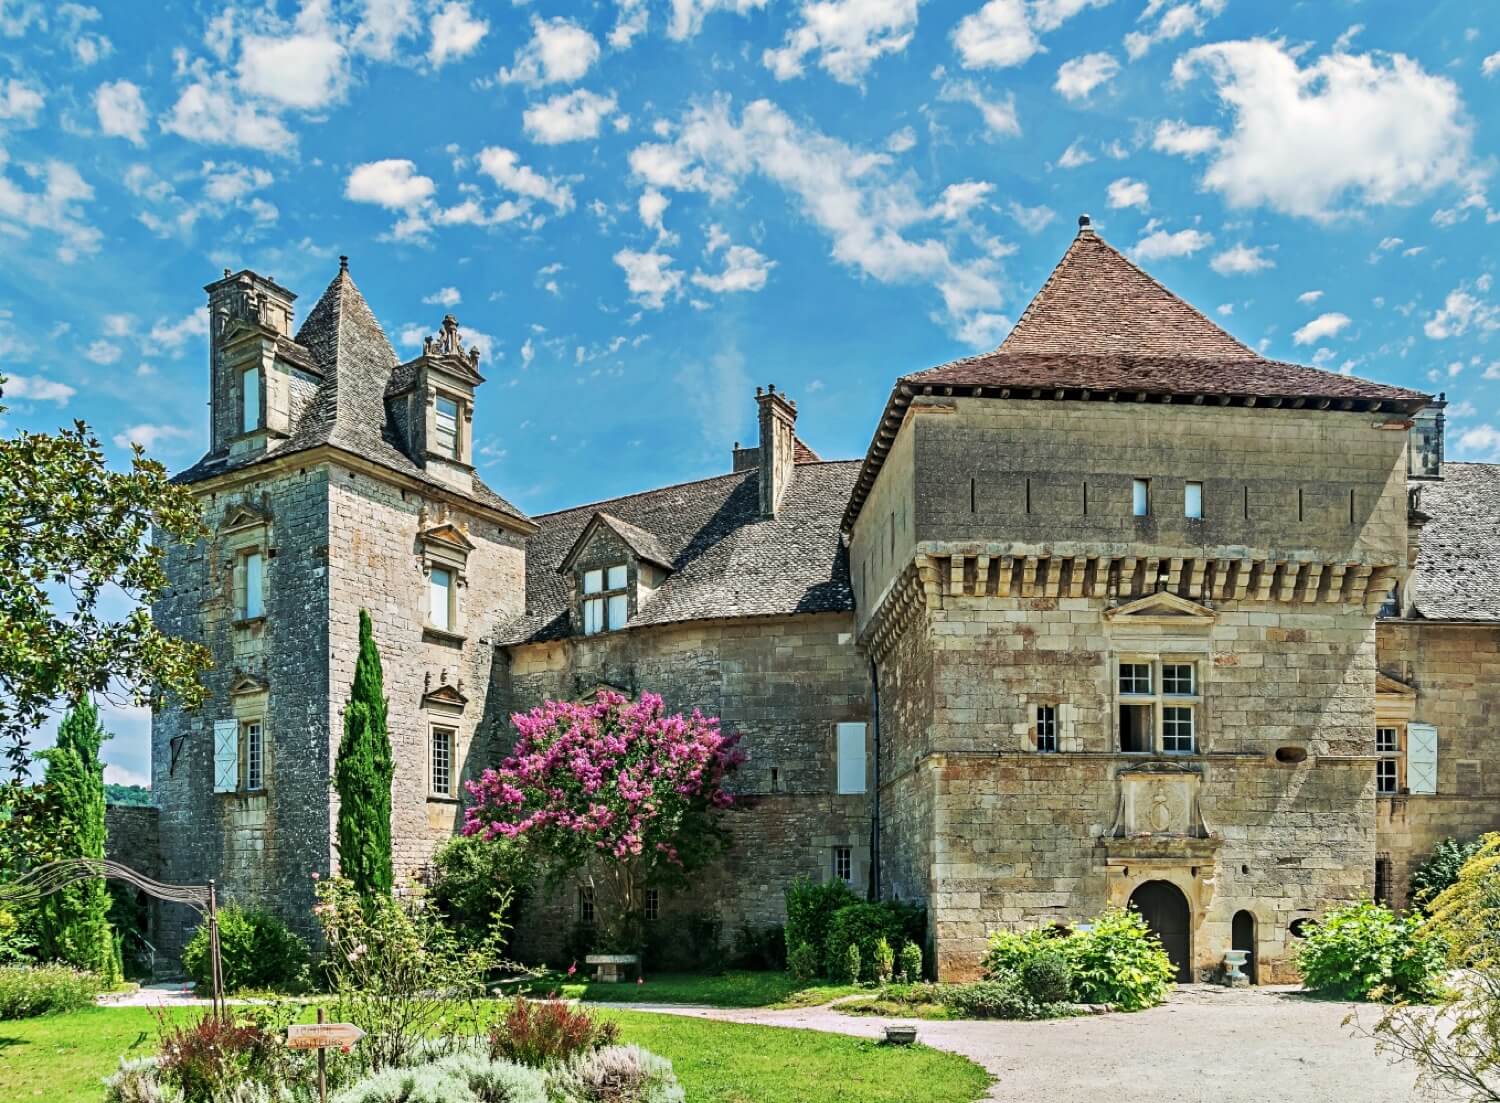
[{"x1": 464, "y1": 691, "x2": 744, "y2": 951}]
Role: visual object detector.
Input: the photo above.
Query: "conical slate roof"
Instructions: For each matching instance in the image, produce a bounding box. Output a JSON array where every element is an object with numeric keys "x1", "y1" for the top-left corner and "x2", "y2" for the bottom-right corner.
[{"x1": 176, "y1": 265, "x2": 529, "y2": 524}]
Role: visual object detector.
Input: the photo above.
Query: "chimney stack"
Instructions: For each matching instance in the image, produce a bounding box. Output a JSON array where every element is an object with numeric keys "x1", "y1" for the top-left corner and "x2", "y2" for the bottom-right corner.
[{"x1": 756, "y1": 384, "x2": 798, "y2": 518}]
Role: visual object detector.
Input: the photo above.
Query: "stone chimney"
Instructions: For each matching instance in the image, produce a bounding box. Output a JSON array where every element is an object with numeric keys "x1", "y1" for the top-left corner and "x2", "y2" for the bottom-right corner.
[{"x1": 755, "y1": 384, "x2": 798, "y2": 518}]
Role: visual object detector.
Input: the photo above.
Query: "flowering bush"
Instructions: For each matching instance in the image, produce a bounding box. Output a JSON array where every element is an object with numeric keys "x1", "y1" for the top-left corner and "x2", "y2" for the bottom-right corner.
[
  {"x1": 488, "y1": 996, "x2": 619, "y2": 1068},
  {"x1": 1296, "y1": 899, "x2": 1444, "y2": 1002},
  {"x1": 153, "y1": 1010, "x2": 279, "y2": 1102},
  {"x1": 465, "y1": 692, "x2": 743, "y2": 950}
]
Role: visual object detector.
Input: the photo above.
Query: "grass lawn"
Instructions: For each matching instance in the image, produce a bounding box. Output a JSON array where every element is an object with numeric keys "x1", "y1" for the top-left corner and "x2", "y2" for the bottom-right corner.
[
  {"x1": 519, "y1": 968, "x2": 866, "y2": 1009},
  {"x1": 0, "y1": 1004, "x2": 991, "y2": 1103}
]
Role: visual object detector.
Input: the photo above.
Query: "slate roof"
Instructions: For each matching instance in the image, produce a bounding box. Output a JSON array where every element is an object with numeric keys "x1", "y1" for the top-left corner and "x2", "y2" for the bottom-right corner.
[
  {"x1": 175, "y1": 266, "x2": 530, "y2": 526},
  {"x1": 1408, "y1": 463, "x2": 1500, "y2": 622},
  {"x1": 566, "y1": 513, "x2": 676, "y2": 572},
  {"x1": 842, "y1": 223, "x2": 1431, "y2": 532},
  {"x1": 496, "y1": 461, "x2": 860, "y2": 645}
]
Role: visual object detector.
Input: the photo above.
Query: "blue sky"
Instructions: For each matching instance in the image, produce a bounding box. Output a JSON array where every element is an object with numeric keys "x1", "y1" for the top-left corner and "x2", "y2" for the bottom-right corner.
[{"x1": 2, "y1": 0, "x2": 1498, "y2": 782}]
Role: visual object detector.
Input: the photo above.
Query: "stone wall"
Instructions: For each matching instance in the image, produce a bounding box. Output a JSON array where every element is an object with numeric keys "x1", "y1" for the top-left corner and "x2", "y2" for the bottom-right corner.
[
  {"x1": 105, "y1": 804, "x2": 161, "y2": 880},
  {"x1": 497, "y1": 612, "x2": 870, "y2": 962},
  {"x1": 1376, "y1": 620, "x2": 1500, "y2": 907}
]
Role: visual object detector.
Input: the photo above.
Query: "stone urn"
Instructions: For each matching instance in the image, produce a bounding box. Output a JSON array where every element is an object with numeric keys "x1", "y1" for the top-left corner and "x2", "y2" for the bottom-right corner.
[
  {"x1": 883, "y1": 1025, "x2": 918, "y2": 1046},
  {"x1": 1223, "y1": 949, "x2": 1250, "y2": 986}
]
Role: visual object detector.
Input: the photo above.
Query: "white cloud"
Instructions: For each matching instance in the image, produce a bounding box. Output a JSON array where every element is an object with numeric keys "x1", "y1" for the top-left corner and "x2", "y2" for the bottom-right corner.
[
  {"x1": 639, "y1": 187, "x2": 673, "y2": 240},
  {"x1": 352, "y1": 0, "x2": 419, "y2": 61},
  {"x1": 1125, "y1": 0, "x2": 1222, "y2": 60},
  {"x1": 112, "y1": 424, "x2": 193, "y2": 453},
  {"x1": 1210, "y1": 243, "x2": 1273, "y2": 275},
  {"x1": 952, "y1": 0, "x2": 1037, "y2": 69},
  {"x1": 476, "y1": 147, "x2": 574, "y2": 213},
  {"x1": 0, "y1": 154, "x2": 102, "y2": 261},
  {"x1": 1456, "y1": 424, "x2": 1500, "y2": 461},
  {"x1": 1057, "y1": 139, "x2": 1092, "y2": 168},
  {"x1": 237, "y1": 21, "x2": 347, "y2": 111},
  {"x1": 83, "y1": 338, "x2": 121, "y2": 364},
  {"x1": 667, "y1": 0, "x2": 769, "y2": 40},
  {"x1": 93, "y1": 80, "x2": 147, "y2": 145},
  {"x1": 1297, "y1": 289, "x2": 1323, "y2": 304},
  {"x1": 1151, "y1": 118, "x2": 1218, "y2": 156},
  {"x1": 1291, "y1": 311, "x2": 1351, "y2": 345},
  {"x1": 1007, "y1": 200, "x2": 1055, "y2": 233},
  {"x1": 1106, "y1": 176, "x2": 1148, "y2": 209},
  {"x1": 1482, "y1": 51, "x2": 1499, "y2": 78},
  {"x1": 627, "y1": 95, "x2": 1005, "y2": 345},
  {"x1": 932, "y1": 181, "x2": 994, "y2": 221},
  {"x1": 1131, "y1": 225, "x2": 1211, "y2": 260},
  {"x1": 345, "y1": 159, "x2": 435, "y2": 210},
  {"x1": 524, "y1": 89, "x2": 618, "y2": 144},
  {"x1": 162, "y1": 77, "x2": 296, "y2": 156},
  {"x1": 763, "y1": 0, "x2": 920, "y2": 86},
  {"x1": 424, "y1": 287, "x2": 461, "y2": 307},
  {"x1": 1424, "y1": 283, "x2": 1499, "y2": 340},
  {"x1": 0, "y1": 78, "x2": 43, "y2": 126},
  {"x1": 1169, "y1": 40, "x2": 1474, "y2": 221},
  {"x1": 614, "y1": 248, "x2": 683, "y2": 308},
  {"x1": 499, "y1": 17, "x2": 599, "y2": 88},
  {"x1": 886, "y1": 126, "x2": 916, "y2": 153},
  {"x1": 610, "y1": 0, "x2": 649, "y2": 48},
  {"x1": 1055, "y1": 52, "x2": 1119, "y2": 101},
  {"x1": 2, "y1": 373, "x2": 75, "y2": 404},
  {"x1": 428, "y1": 1, "x2": 488, "y2": 67},
  {"x1": 203, "y1": 162, "x2": 272, "y2": 203},
  {"x1": 149, "y1": 309, "x2": 209, "y2": 355},
  {"x1": 102, "y1": 313, "x2": 134, "y2": 337},
  {"x1": 692, "y1": 227, "x2": 775, "y2": 293},
  {"x1": 938, "y1": 79, "x2": 1020, "y2": 138},
  {"x1": 520, "y1": 337, "x2": 535, "y2": 366}
]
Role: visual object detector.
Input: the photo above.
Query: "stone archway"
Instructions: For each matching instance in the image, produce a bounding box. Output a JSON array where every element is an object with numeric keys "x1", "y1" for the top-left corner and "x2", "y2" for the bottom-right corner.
[{"x1": 1129, "y1": 880, "x2": 1192, "y2": 983}]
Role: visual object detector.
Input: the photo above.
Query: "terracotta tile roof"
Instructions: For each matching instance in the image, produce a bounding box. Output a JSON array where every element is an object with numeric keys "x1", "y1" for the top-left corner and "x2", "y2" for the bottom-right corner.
[
  {"x1": 175, "y1": 266, "x2": 530, "y2": 526},
  {"x1": 1407, "y1": 463, "x2": 1500, "y2": 622},
  {"x1": 793, "y1": 436, "x2": 822, "y2": 463},
  {"x1": 841, "y1": 223, "x2": 1431, "y2": 533},
  {"x1": 496, "y1": 461, "x2": 859, "y2": 645}
]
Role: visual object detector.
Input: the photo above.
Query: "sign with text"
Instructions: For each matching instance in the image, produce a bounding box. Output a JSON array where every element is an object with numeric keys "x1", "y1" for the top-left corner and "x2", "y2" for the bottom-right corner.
[{"x1": 287, "y1": 1023, "x2": 366, "y2": 1050}]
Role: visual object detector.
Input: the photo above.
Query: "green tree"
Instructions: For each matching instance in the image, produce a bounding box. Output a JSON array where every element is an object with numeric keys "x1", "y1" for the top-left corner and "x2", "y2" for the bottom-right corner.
[
  {"x1": 0, "y1": 375, "x2": 210, "y2": 778},
  {"x1": 33, "y1": 699, "x2": 119, "y2": 979},
  {"x1": 334, "y1": 610, "x2": 394, "y2": 897}
]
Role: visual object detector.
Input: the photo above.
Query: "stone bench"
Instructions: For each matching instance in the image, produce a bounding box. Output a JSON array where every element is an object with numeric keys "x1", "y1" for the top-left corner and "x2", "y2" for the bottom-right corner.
[{"x1": 585, "y1": 954, "x2": 640, "y2": 983}]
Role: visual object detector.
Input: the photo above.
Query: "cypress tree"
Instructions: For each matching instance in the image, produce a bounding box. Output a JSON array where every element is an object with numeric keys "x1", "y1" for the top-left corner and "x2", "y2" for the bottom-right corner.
[
  {"x1": 334, "y1": 609, "x2": 394, "y2": 897},
  {"x1": 35, "y1": 698, "x2": 119, "y2": 979}
]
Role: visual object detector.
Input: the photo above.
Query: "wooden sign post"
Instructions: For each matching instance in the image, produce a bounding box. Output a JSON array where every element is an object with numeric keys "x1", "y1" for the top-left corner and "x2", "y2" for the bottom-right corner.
[{"x1": 288, "y1": 1009, "x2": 366, "y2": 1103}]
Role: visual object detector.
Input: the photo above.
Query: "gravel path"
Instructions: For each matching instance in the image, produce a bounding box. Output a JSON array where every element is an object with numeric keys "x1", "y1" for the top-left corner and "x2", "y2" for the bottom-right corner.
[{"x1": 618, "y1": 985, "x2": 1439, "y2": 1103}]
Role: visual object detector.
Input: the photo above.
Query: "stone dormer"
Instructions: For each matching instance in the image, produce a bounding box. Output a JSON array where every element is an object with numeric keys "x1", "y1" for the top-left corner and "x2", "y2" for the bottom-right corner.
[
  {"x1": 558, "y1": 512, "x2": 674, "y2": 636},
  {"x1": 204, "y1": 268, "x2": 319, "y2": 458},
  {"x1": 389, "y1": 314, "x2": 484, "y2": 494}
]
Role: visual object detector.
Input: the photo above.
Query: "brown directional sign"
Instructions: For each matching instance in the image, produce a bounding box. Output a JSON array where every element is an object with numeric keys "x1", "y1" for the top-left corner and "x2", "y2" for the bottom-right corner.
[{"x1": 287, "y1": 1023, "x2": 366, "y2": 1050}]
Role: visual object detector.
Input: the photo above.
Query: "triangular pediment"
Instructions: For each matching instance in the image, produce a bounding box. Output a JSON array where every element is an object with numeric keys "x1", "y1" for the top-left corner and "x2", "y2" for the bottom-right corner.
[
  {"x1": 558, "y1": 512, "x2": 673, "y2": 576},
  {"x1": 420, "y1": 522, "x2": 475, "y2": 552},
  {"x1": 1104, "y1": 591, "x2": 1216, "y2": 624},
  {"x1": 221, "y1": 505, "x2": 270, "y2": 533},
  {"x1": 421, "y1": 682, "x2": 468, "y2": 710},
  {"x1": 229, "y1": 673, "x2": 269, "y2": 696}
]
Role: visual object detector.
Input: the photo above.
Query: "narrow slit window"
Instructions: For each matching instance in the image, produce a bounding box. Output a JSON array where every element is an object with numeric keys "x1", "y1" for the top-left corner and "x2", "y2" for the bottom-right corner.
[
  {"x1": 1082, "y1": 481, "x2": 1088, "y2": 516},
  {"x1": 429, "y1": 566, "x2": 452, "y2": 631},
  {"x1": 1349, "y1": 487, "x2": 1356, "y2": 524},
  {"x1": 1185, "y1": 481, "x2": 1203, "y2": 519},
  {"x1": 1025, "y1": 478, "x2": 1032, "y2": 514},
  {"x1": 1298, "y1": 487, "x2": 1304, "y2": 522},
  {"x1": 1243, "y1": 485, "x2": 1250, "y2": 520},
  {"x1": 244, "y1": 720, "x2": 263, "y2": 791},
  {"x1": 644, "y1": 887, "x2": 660, "y2": 921},
  {"x1": 970, "y1": 477, "x2": 976, "y2": 513},
  {"x1": 241, "y1": 367, "x2": 260, "y2": 432},
  {"x1": 241, "y1": 550, "x2": 264, "y2": 620},
  {"x1": 578, "y1": 886, "x2": 595, "y2": 925},
  {"x1": 1132, "y1": 478, "x2": 1151, "y2": 517}
]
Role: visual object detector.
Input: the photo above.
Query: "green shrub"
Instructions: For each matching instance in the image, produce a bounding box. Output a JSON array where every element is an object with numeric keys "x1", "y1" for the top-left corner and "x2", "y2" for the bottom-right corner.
[
  {"x1": 1296, "y1": 899, "x2": 1444, "y2": 1002},
  {"x1": 783, "y1": 878, "x2": 859, "y2": 976},
  {"x1": 427, "y1": 834, "x2": 528, "y2": 953},
  {"x1": 1410, "y1": 836, "x2": 1485, "y2": 915},
  {"x1": 0, "y1": 962, "x2": 102, "y2": 1019},
  {"x1": 103, "y1": 1057, "x2": 178, "y2": 1103},
  {"x1": 982, "y1": 924, "x2": 1067, "y2": 980},
  {"x1": 837, "y1": 943, "x2": 861, "y2": 984},
  {"x1": 182, "y1": 906, "x2": 310, "y2": 994},
  {"x1": 729, "y1": 924, "x2": 786, "y2": 971},
  {"x1": 872, "y1": 937, "x2": 895, "y2": 983},
  {"x1": 331, "y1": 1064, "x2": 476, "y2": 1103},
  {"x1": 786, "y1": 941, "x2": 819, "y2": 983},
  {"x1": 1019, "y1": 950, "x2": 1073, "y2": 1004},
  {"x1": 824, "y1": 902, "x2": 905, "y2": 982},
  {"x1": 898, "y1": 941, "x2": 923, "y2": 983},
  {"x1": 1065, "y1": 908, "x2": 1175, "y2": 1011},
  {"x1": 428, "y1": 1054, "x2": 547, "y2": 1103},
  {"x1": 548, "y1": 1045, "x2": 685, "y2": 1103},
  {"x1": 939, "y1": 977, "x2": 1040, "y2": 1020}
]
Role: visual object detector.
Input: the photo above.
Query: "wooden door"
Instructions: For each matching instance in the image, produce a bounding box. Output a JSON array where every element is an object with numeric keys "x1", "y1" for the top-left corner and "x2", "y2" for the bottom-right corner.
[{"x1": 1129, "y1": 880, "x2": 1192, "y2": 983}]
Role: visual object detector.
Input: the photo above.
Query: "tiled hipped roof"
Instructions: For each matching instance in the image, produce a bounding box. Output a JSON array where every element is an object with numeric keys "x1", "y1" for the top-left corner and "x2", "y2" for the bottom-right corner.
[
  {"x1": 175, "y1": 268, "x2": 530, "y2": 525},
  {"x1": 495, "y1": 461, "x2": 860, "y2": 646},
  {"x1": 1409, "y1": 464, "x2": 1500, "y2": 621},
  {"x1": 842, "y1": 223, "x2": 1431, "y2": 533}
]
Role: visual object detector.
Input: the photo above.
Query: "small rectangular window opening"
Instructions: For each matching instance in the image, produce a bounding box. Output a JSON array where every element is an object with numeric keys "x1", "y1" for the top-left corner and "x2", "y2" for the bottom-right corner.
[
  {"x1": 970, "y1": 477, "x2": 976, "y2": 513},
  {"x1": 241, "y1": 367, "x2": 260, "y2": 433},
  {"x1": 1036, "y1": 705, "x2": 1058, "y2": 753},
  {"x1": 1185, "y1": 481, "x2": 1203, "y2": 520},
  {"x1": 1374, "y1": 855, "x2": 1392, "y2": 905},
  {"x1": 644, "y1": 887, "x2": 660, "y2": 921},
  {"x1": 1243, "y1": 485, "x2": 1250, "y2": 520},
  {"x1": 834, "y1": 846, "x2": 853, "y2": 884},
  {"x1": 434, "y1": 394, "x2": 459, "y2": 458},
  {"x1": 1082, "y1": 481, "x2": 1088, "y2": 516},
  {"x1": 1120, "y1": 705, "x2": 1153, "y2": 753},
  {"x1": 429, "y1": 566, "x2": 452, "y2": 631},
  {"x1": 431, "y1": 726, "x2": 454, "y2": 797},
  {"x1": 578, "y1": 886, "x2": 595, "y2": 925},
  {"x1": 1132, "y1": 478, "x2": 1150, "y2": 517},
  {"x1": 242, "y1": 550, "x2": 264, "y2": 620},
  {"x1": 244, "y1": 721, "x2": 263, "y2": 791}
]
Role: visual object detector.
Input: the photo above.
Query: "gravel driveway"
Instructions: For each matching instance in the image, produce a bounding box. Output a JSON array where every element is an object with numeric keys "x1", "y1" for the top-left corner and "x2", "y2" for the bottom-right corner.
[{"x1": 622, "y1": 985, "x2": 1438, "y2": 1103}]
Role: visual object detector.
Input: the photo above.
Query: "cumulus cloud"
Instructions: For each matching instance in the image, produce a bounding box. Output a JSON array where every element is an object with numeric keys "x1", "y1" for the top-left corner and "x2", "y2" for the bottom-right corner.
[
  {"x1": 0, "y1": 78, "x2": 44, "y2": 127},
  {"x1": 1125, "y1": 0, "x2": 1224, "y2": 60},
  {"x1": 476, "y1": 147, "x2": 574, "y2": 212},
  {"x1": 352, "y1": 0, "x2": 420, "y2": 60},
  {"x1": 428, "y1": 1, "x2": 488, "y2": 67},
  {"x1": 1007, "y1": 200, "x2": 1055, "y2": 233},
  {"x1": 938, "y1": 79, "x2": 1020, "y2": 138},
  {"x1": 611, "y1": 0, "x2": 649, "y2": 48},
  {"x1": 1483, "y1": 51, "x2": 1499, "y2": 78},
  {"x1": 1057, "y1": 139, "x2": 1092, "y2": 168},
  {"x1": 1055, "y1": 52, "x2": 1119, "y2": 101},
  {"x1": 1298, "y1": 289, "x2": 1323, "y2": 304},
  {"x1": 627, "y1": 95, "x2": 1006, "y2": 345},
  {"x1": 424, "y1": 287, "x2": 461, "y2": 307},
  {"x1": 162, "y1": 77, "x2": 296, "y2": 156},
  {"x1": 237, "y1": 24, "x2": 347, "y2": 111},
  {"x1": 932, "y1": 181, "x2": 994, "y2": 221},
  {"x1": 345, "y1": 159, "x2": 435, "y2": 209},
  {"x1": 83, "y1": 339, "x2": 121, "y2": 364},
  {"x1": 499, "y1": 17, "x2": 600, "y2": 88},
  {"x1": 1210, "y1": 243, "x2": 1274, "y2": 275},
  {"x1": 2, "y1": 373, "x2": 75, "y2": 404},
  {"x1": 149, "y1": 309, "x2": 209, "y2": 354},
  {"x1": 112, "y1": 424, "x2": 194, "y2": 453},
  {"x1": 692, "y1": 225, "x2": 775, "y2": 293},
  {"x1": 1291, "y1": 311, "x2": 1351, "y2": 345},
  {"x1": 1151, "y1": 118, "x2": 1218, "y2": 156},
  {"x1": 0, "y1": 153, "x2": 102, "y2": 261},
  {"x1": 94, "y1": 80, "x2": 148, "y2": 145},
  {"x1": 1106, "y1": 177, "x2": 1148, "y2": 209},
  {"x1": 1131, "y1": 224, "x2": 1212, "y2": 260},
  {"x1": 1168, "y1": 39, "x2": 1474, "y2": 221},
  {"x1": 614, "y1": 248, "x2": 683, "y2": 308},
  {"x1": 1455, "y1": 424, "x2": 1500, "y2": 461},
  {"x1": 763, "y1": 0, "x2": 920, "y2": 85},
  {"x1": 1424, "y1": 282, "x2": 1499, "y2": 339},
  {"x1": 667, "y1": 0, "x2": 769, "y2": 40},
  {"x1": 524, "y1": 89, "x2": 618, "y2": 144},
  {"x1": 952, "y1": 0, "x2": 1036, "y2": 69}
]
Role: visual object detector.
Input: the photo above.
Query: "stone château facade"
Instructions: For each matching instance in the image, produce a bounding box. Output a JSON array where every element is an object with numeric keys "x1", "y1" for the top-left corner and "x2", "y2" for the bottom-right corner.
[{"x1": 130, "y1": 218, "x2": 1500, "y2": 984}]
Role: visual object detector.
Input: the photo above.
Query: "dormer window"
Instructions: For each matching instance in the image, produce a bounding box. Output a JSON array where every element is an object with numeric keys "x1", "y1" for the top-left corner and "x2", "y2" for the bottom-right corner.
[
  {"x1": 433, "y1": 394, "x2": 460, "y2": 458},
  {"x1": 241, "y1": 366, "x2": 261, "y2": 432},
  {"x1": 583, "y1": 563, "x2": 628, "y2": 635}
]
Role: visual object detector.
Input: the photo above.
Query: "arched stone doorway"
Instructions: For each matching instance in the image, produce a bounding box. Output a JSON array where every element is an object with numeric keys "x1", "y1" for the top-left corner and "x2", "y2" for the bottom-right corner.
[
  {"x1": 1232, "y1": 910, "x2": 1258, "y2": 984},
  {"x1": 1129, "y1": 880, "x2": 1192, "y2": 983}
]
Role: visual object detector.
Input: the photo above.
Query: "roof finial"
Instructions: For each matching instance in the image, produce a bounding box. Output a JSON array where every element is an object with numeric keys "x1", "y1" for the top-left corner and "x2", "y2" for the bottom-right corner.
[
  {"x1": 338, "y1": 255, "x2": 349, "y2": 273},
  {"x1": 1077, "y1": 213, "x2": 1093, "y2": 236}
]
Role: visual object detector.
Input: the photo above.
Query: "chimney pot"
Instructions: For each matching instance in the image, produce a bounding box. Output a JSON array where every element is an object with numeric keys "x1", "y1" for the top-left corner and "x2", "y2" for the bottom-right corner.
[
  {"x1": 1078, "y1": 213, "x2": 1091, "y2": 230},
  {"x1": 338, "y1": 255, "x2": 349, "y2": 272}
]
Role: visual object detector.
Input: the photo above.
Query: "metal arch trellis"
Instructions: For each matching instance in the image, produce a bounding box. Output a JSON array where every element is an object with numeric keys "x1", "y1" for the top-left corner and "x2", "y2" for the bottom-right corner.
[{"x1": 0, "y1": 858, "x2": 228, "y2": 1018}]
